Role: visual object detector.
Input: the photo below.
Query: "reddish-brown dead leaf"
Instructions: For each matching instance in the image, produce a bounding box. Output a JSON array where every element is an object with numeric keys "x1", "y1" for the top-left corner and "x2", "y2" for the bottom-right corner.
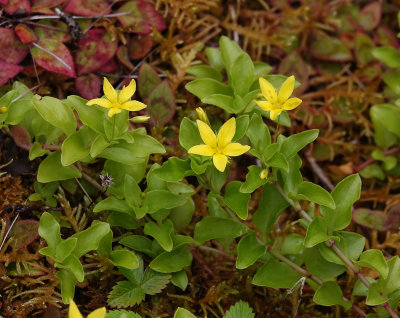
[
  {"x1": 129, "y1": 34, "x2": 154, "y2": 60},
  {"x1": 0, "y1": 28, "x2": 29, "y2": 65},
  {"x1": 12, "y1": 125, "x2": 31, "y2": 150},
  {"x1": 32, "y1": 0, "x2": 66, "y2": 8},
  {"x1": 9, "y1": 220, "x2": 39, "y2": 249},
  {"x1": 116, "y1": 1, "x2": 165, "y2": 34},
  {"x1": 75, "y1": 29, "x2": 118, "y2": 75},
  {"x1": 0, "y1": 60, "x2": 23, "y2": 86},
  {"x1": 75, "y1": 74, "x2": 101, "y2": 100},
  {"x1": 31, "y1": 39, "x2": 76, "y2": 77},
  {"x1": 116, "y1": 46, "x2": 134, "y2": 71}
]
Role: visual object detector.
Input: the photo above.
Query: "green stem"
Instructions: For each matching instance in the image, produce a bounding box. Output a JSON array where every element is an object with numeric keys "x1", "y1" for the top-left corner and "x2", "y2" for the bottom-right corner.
[
  {"x1": 273, "y1": 115, "x2": 280, "y2": 143},
  {"x1": 111, "y1": 115, "x2": 116, "y2": 141}
]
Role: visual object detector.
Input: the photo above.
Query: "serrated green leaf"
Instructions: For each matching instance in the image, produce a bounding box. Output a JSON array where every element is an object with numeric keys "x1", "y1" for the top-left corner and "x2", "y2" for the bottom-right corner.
[
  {"x1": 108, "y1": 281, "x2": 145, "y2": 308},
  {"x1": 141, "y1": 269, "x2": 170, "y2": 295},
  {"x1": 224, "y1": 301, "x2": 255, "y2": 318}
]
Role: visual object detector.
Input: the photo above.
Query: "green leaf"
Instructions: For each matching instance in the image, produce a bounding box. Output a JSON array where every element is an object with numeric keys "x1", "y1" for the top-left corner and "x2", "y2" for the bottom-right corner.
[
  {"x1": 109, "y1": 250, "x2": 139, "y2": 269},
  {"x1": 90, "y1": 135, "x2": 110, "y2": 158},
  {"x1": 370, "y1": 104, "x2": 399, "y2": 148},
  {"x1": 224, "y1": 301, "x2": 254, "y2": 318},
  {"x1": 201, "y1": 94, "x2": 235, "y2": 113},
  {"x1": 356, "y1": 250, "x2": 388, "y2": 279},
  {"x1": 185, "y1": 79, "x2": 232, "y2": 100},
  {"x1": 154, "y1": 158, "x2": 192, "y2": 182},
  {"x1": 63, "y1": 255, "x2": 84, "y2": 282},
  {"x1": 280, "y1": 130, "x2": 319, "y2": 159},
  {"x1": 377, "y1": 256, "x2": 400, "y2": 296},
  {"x1": 141, "y1": 268, "x2": 171, "y2": 294},
  {"x1": 125, "y1": 130, "x2": 165, "y2": 157},
  {"x1": 37, "y1": 152, "x2": 81, "y2": 182},
  {"x1": 233, "y1": 115, "x2": 249, "y2": 141},
  {"x1": 108, "y1": 281, "x2": 145, "y2": 308},
  {"x1": 174, "y1": 308, "x2": 196, "y2": 318},
  {"x1": 279, "y1": 233, "x2": 305, "y2": 255},
  {"x1": 38, "y1": 212, "x2": 61, "y2": 251},
  {"x1": 230, "y1": 53, "x2": 254, "y2": 97},
  {"x1": 124, "y1": 175, "x2": 142, "y2": 208},
  {"x1": 321, "y1": 174, "x2": 361, "y2": 231},
  {"x1": 108, "y1": 212, "x2": 143, "y2": 230},
  {"x1": 143, "y1": 190, "x2": 187, "y2": 214},
  {"x1": 240, "y1": 166, "x2": 268, "y2": 193},
  {"x1": 144, "y1": 220, "x2": 174, "y2": 252},
  {"x1": 360, "y1": 164, "x2": 385, "y2": 180},
  {"x1": 33, "y1": 96, "x2": 76, "y2": 136},
  {"x1": 313, "y1": 281, "x2": 351, "y2": 309},
  {"x1": 98, "y1": 146, "x2": 145, "y2": 166},
  {"x1": 149, "y1": 245, "x2": 193, "y2": 273},
  {"x1": 383, "y1": 69, "x2": 400, "y2": 94},
  {"x1": 71, "y1": 222, "x2": 110, "y2": 258},
  {"x1": 247, "y1": 113, "x2": 271, "y2": 155},
  {"x1": 304, "y1": 246, "x2": 346, "y2": 281},
  {"x1": 171, "y1": 270, "x2": 188, "y2": 291},
  {"x1": 106, "y1": 310, "x2": 142, "y2": 318},
  {"x1": 295, "y1": 181, "x2": 336, "y2": 209},
  {"x1": 222, "y1": 181, "x2": 250, "y2": 219},
  {"x1": 179, "y1": 118, "x2": 203, "y2": 150},
  {"x1": 146, "y1": 81, "x2": 175, "y2": 126},
  {"x1": 266, "y1": 152, "x2": 289, "y2": 172},
  {"x1": 29, "y1": 141, "x2": 48, "y2": 160},
  {"x1": 93, "y1": 197, "x2": 133, "y2": 214},
  {"x1": 373, "y1": 46, "x2": 400, "y2": 68},
  {"x1": 194, "y1": 216, "x2": 248, "y2": 244},
  {"x1": 370, "y1": 104, "x2": 400, "y2": 139},
  {"x1": 67, "y1": 95, "x2": 105, "y2": 134},
  {"x1": 253, "y1": 183, "x2": 289, "y2": 235},
  {"x1": 304, "y1": 217, "x2": 331, "y2": 248},
  {"x1": 170, "y1": 198, "x2": 195, "y2": 232},
  {"x1": 61, "y1": 126, "x2": 96, "y2": 166},
  {"x1": 186, "y1": 65, "x2": 222, "y2": 81},
  {"x1": 57, "y1": 269, "x2": 77, "y2": 304},
  {"x1": 219, "y1": 36, "x2": 243, "y2": 72},
  {"x1": 236, "y1": 231, "x2": 265, "y2": 269},
  {"x1": 138, "y1": 63, "x2": 161, "y2": 99},
  {"x1": 366, "y1": 282, "x2": 389, "y2": 306},
  {"x1": 253, "y1": 257, "x2": 301, "y2": 289},
  {"x1": 120, "y1": 235, "x2": 155, "y2": 258},
  {"x1": 55, "y1": 238, "x2": 77, "y2": 263},
  {"x1": 205, "y1": 47, "x2": 224, "y2": 72}
]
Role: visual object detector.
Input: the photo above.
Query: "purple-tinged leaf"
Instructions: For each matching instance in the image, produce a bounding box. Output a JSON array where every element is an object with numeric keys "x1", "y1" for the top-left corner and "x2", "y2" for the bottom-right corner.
[
  {"x1": 359, "y1": 2, "x2": 381, "y2": 32},
  {"x1": 129, "y1": 34, "x2": 154, "y2": 60},
  {"x1": 64, "y1": 0, "x2": 111, "y2": 16},
  {"x1": 0, "y1": 60, "x2": 23, "y2": 86},
  {"x1": 32, "y1": 0, "x2": 66, "y2": 8},
  {"x1": 353, "y1": 208, "x2": 385, "y2": 231},
  {"x1": 15, "y1": 24, "x2": 37, "y2": 44},
  {"x1": 31, "y1": 39, "x2": 76, "y2": 77},
  {"x1": 10, "y1": 220, "x2": 39, "y2": 249},
  {"x1": 75, "y1": 74, "x2": 101, "y2": 100},
  {"x1": 97, "y1": 58, "x2": 118, "y2": 73},
  {"x1": 0, "y1": 28, "x2": 29, "y2": 64},
  {"x1": 43, "y1": 304, "x2": 62, "y2": 318},
  {"x1": 145, "y1": 80, "x2": 175, "y2": 126},
  {"x1": 116, "y1": 46, "x2": 134, "y2": 71},
  {"x1": 138, "y1": 63, "x2": 161, "y2": 99},
  {"x1": 75, "y1": 29, "x2": 118, "y2": 76},
  {"x1": 385, "y1": 204, "x2": 400, "y2": 233},
  {"x1": 12, "y1": 125, "x2": 31, "y2": 150},
  {"x1": 374, "y1": 26, "x2": 399, "y2": 48},
  {"x1": 116, "y1": 1, "x2": 165, "y2": 34},
  {"x1": 310, "y1": 36, "x2": 352, "y2": 62},
  {"x1": 2, "y1": 0, "x2": 30, "y2": 14}
]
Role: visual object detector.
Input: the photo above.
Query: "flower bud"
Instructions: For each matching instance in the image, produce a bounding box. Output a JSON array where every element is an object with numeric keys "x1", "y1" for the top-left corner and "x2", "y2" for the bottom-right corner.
[
  {"x1": 196, "y1": 107, "x2": 209, "y2": 125},
  {"x1": 131, "y1": 116, "x2": 150, "y2": 123},
  {"x1": 0, "y1": 106, "x2": 7, "y2": 114},
  {"x1": 260, "y1": 169, "x2": 268, "y2": 180}
]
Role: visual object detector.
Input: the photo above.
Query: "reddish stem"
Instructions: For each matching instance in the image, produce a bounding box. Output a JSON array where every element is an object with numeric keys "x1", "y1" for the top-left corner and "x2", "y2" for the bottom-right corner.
[{"x1": 353, "y1": 146, "x2": 400, "y2": 173}]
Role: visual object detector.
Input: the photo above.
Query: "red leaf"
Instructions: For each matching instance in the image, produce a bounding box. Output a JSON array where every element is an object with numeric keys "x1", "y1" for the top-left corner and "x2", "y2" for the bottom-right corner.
[
  {"x1": 75, "y1": 29, "x2": 118, "y2": 75},
  {"x1": 0, "y1": 59, "x2": 23, "y2": 86},
  {"x1": 0, "y1": 28, "x2": 29, "y2": 64},
  {"x1": 34, "y1": 20, "x2": 71, "y2": 43},
  {"x1": 129, "y1": 34, "x2": 153, "y2": 60},
  {"x1": 97, "y1": 58, "x2": 118, "y2": 73},
  {"x1": 64, "y1": 0, "x2": 111, "y2": 16},
  {"x1": 31, "y1": 5, "x2": 55, "y2": 14},
  {"x1": 31, "y1": 39, "x2": 76, "y2": 77},
  {"x1": 10, "y1": 220, "x2": 39, "y2": 249},
  {"x1": 75, "y1": 74, "x2": 101, "y2": 100},
  {"x1": 2, "y1": 0, "x2": 30, "y2": 14},
  {"x1": 15, "y1": 24, "x2": 37, "y2": 44},
  {"x1": 12, "y1": 125, "x2": 31, "y2": 150},
  {"x1": 359, "y1": 2, "x2": 381, "y2": 32},
  {"x1": 116, "y1": 46, "x2": 134, "y2": 70},
  {"x1": 0, "y1": 0, "x2": 8, "y2": 4},
  {"x1": 32, "y1": 0, "x2": 66, "y2": 8},
  {"x1": 116, "y1": 1, "x2": 165, "y2": 34}
]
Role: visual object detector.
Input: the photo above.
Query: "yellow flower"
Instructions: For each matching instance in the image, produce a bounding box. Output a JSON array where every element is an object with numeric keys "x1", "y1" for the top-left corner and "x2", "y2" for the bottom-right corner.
[
  {"x1": 0, "y1": 106, "x2": 7, "y2": 114},
  {"x1": 69, "y1": 299, "x2": 106, "y2": 318},
  {"x1": 195, "y1": 107, "x2": 210, "y2": 125},
  {"x1": 254, "y1": 75, "x2": 302, "y2": 120},
  {"x1": 259, "y1": 169, "x2": 268, "y2": 180},
  {"x1": 188, "y1": 118, "x2": 250, "y2": 172},
  {"x1": 87, "y1": 78, "x2": 146, "y2": 117}
]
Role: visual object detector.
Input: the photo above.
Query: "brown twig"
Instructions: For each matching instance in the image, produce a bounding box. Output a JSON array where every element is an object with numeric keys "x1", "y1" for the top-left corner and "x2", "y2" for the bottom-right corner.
[{"x1": 305, "y1": 150, "x2": 334, "y2": 191}]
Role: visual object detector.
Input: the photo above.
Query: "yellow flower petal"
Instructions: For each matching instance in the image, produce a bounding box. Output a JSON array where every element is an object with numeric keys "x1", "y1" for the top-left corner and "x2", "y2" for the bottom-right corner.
[
  {"x1": 278, "y1": 75, "x2": 295, "y2": 104},
  {"x1": 222, "y1": 143, "x2": 250, "y2": 156},
  {"x1": 68, "y1": 300, "x2": 83, "y2": 318},
  {"x1": 87, "y1": 98, "x2": 113, "y2": 108},
  {"x1": 213, "y1": 153, "x2": 228, "y2": 172},
  {"x1": 108, "y1": 108, "x2": 122, "y2": 117},
  {"x1": 269, "y1": 109, "x2": 282, "y2": 121},
  {"x1": 254, "y1": 100, "x2": 275, "y2": 111},
  {"x1": 196, "y1": 107, "x2": 209, "y2": 124},
  {"x1": 121, "y1": 100, "x2": 147, "y2": 111},
  {"x1": 87, "y1": 307, "x2": 107, "y2": 318},
  {"x1": 197, "y1": 120, "x2": 217, "y2": 149},
  {"x1": 188, "y1": 144, "x2": 215, "y2": 156},
  {"x1": 217, "y1": 117, "x2": 235, "y2": 150},
  {"x1": 118, "y1": 79, "x2": 136, "y2": 104},
  {"x1": 259, "y1": 77, "x2": 278, "y2": 104},
  {"x1": 103, "y1": 78, "x2": 118, "y2": 105},
  {"x1": 282, "y1": 97, "x2": 302, "y2": 110}
]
